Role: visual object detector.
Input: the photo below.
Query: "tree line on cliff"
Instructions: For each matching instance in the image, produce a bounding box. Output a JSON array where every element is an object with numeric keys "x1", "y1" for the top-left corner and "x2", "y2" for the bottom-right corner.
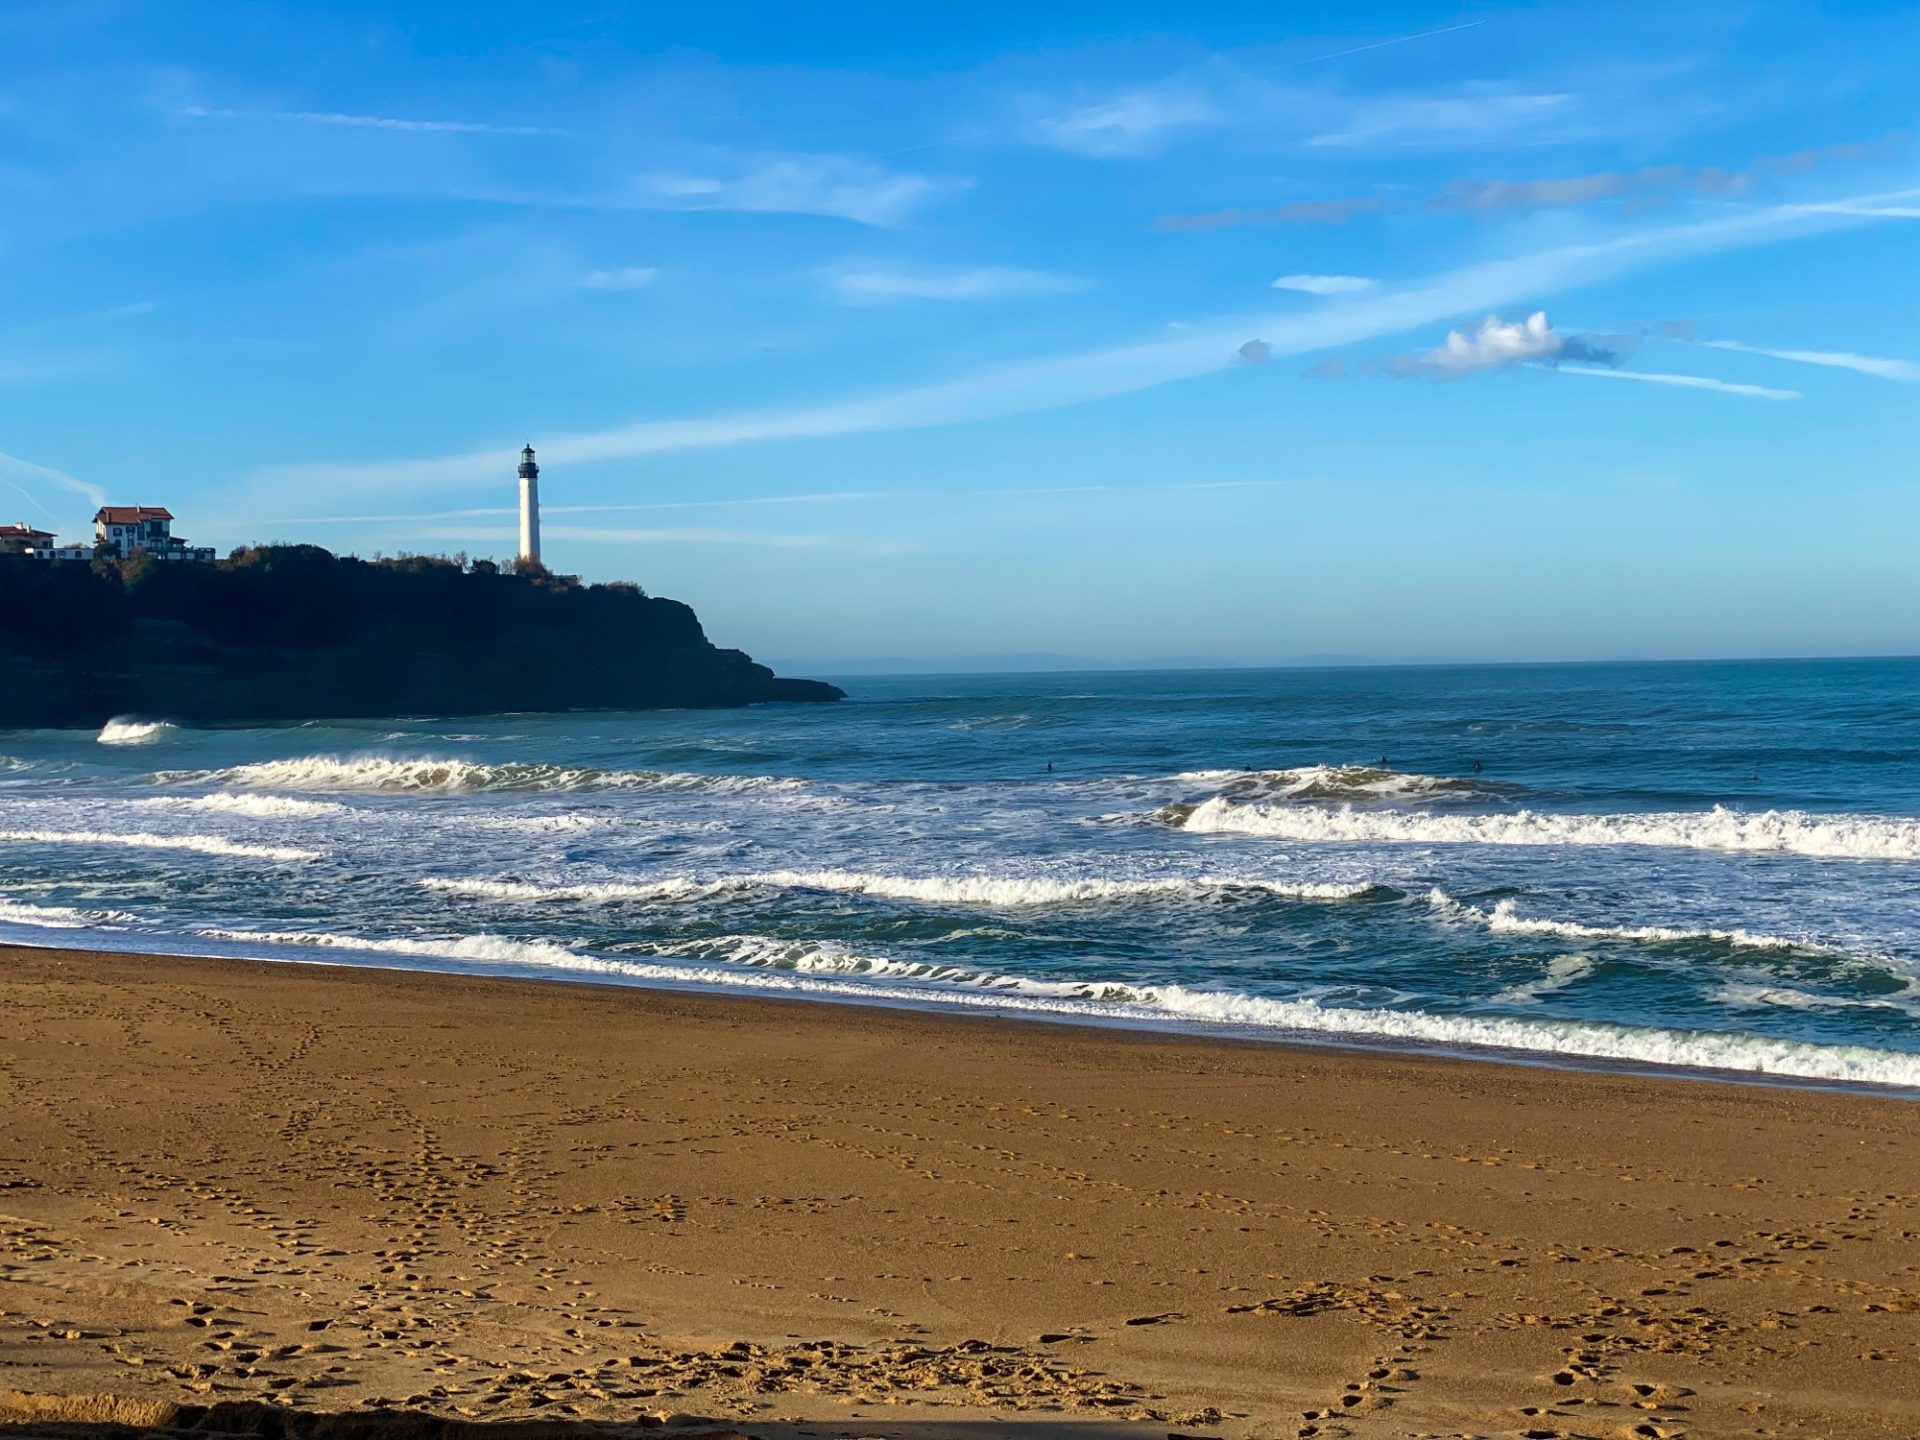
[{"x1": 0, "y1": 545, "x2": 841, "y2": 725}]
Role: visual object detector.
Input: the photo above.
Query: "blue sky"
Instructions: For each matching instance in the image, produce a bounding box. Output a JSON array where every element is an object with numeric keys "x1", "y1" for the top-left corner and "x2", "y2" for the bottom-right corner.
[{"x1": 3, "y1": 1, "x2": 1918, "y2": 669}]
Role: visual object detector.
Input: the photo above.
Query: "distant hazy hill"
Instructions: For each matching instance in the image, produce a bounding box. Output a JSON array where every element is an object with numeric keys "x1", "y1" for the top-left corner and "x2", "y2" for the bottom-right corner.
[{"x1": 0, "y1": 545, "x2": 842, "y2": 727}]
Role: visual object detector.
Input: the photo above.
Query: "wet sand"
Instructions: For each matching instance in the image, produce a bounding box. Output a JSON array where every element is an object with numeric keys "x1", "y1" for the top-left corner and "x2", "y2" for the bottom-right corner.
[{"x1": 2, "y1": 944, "x2": 1919, "y2": 1438}]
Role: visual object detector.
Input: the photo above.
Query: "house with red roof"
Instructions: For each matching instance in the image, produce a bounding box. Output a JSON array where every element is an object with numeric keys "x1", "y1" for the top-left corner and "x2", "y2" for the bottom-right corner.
[
  {"x1": 92, "y1": 506, "x2": 215, "y2": 562},
  {"x1": 0, "y1": 523, "x2": 56, "y2": 556}
]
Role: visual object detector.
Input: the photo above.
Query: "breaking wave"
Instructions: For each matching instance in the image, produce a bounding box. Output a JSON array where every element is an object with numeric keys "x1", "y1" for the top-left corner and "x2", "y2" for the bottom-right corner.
[
  {"x1": 152, "y1": 754, "x2": 809, "y2": 796},
  {"x1": 136, "y1": 792, "x2": 348, "y2": 819},
  {"x1": 1427, "y1": 889, "x2": 1845, "y2": 954},
  {"x1": 420, "y1": 869, "x2": 1390, "y2": 909},
  {"x1": 1176, "y1": 765, "x2": 1522, "y2": 803},
  {"x1": 0, "y1": 898, "x2": 139, "y2": 930},
  {"x1": 1176, "y1": 797, "x2": 1920, "y2": 861},
  {"x1": 189, "y1": 923, "x2": 1920, "y2": 1087},
  {"x1": 98, "y1": 718, "x2": 176, "y2": 746},
  {"x1": 0, "y1": 829, "x2": 319, "y2": 862}
]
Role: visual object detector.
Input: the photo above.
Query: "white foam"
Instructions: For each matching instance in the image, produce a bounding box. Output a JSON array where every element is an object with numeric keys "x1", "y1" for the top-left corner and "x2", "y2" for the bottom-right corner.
[
  {"x1": 421, "y1": 876, "x2": 739, "y2": 904},
  {"x1": 98, "y1": 718, "x2": 176, "y2": 746},
  {"x1": 153, "y1": 754, "x2": 808, "y2": 796},
  {"x1": 419, "y1": 869, "x2": 1384, "y2": 909},
  {"x1": 187, "y1": 922, "x2": 1920, "y2": 1088},
  {"x1": 1491, "y1": 955, "x2": 1596, "y2": 1006},
  {"x1": 0, "y1": 898, "x2": 138, "y2": 930},
  {"x1": 0, "y1": 829, "x2": 319, "y2": 862},
  {"x1": 1712, "y1": 982, "x2": 1920, "y2": 1016},
  {"x1": 1181, "y1": 797, "x2": 1920, "y2": 861},
  {"x1": 1428, "y1": 890, "x2": 1841, "y2": 954},
  {"x1": 136, "y1": 792, "x2": 348, "y2": 819},
  {"x1": 749, "y1": 869, "x2": 1382, "y2": 906},
  {"x1": 1176, "y1": 765, "x2": 1504, "y2": 802}
]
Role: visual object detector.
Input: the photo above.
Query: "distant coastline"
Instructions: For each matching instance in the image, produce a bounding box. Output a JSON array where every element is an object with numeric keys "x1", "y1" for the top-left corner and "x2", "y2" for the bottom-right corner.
[{"x1": 0, "y1": 544, "x2": 841, "y2": 728}]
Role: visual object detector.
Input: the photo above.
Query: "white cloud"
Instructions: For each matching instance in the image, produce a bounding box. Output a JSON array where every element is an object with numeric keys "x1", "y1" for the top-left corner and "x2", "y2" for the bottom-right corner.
[
  {"x1": 634, "y1": 155, "x2": 965, "y2": 227},
  {"x1": 184, "y1": 104, "x2": 566, "y2": 138},
  {"x1": 1559, "y1": 365, "x2": 1800, "y2": 400},
  {"x1": 1272, "y1": 274, "x2": 1377, "y2": 296},
  {"x1": 1307, "y1": 85, "x2": 1577, "y2": 150},
  {"x1": 581, "y1": 267, "x2": 659, "y2": 291},
  {"x1": 1698, "y1": 338, "x2": 1920, "y2": 383},
  {"x1": 1024, "y1": 87, "x2": 1221, "y2": 158},
  {"x1": 243, "y1": 182, "x2": 1920, "y2": 501},
  {"x1": 1392, "y1": 310, "x2": 1618, "y2": 378},
  {"x1": 832, "y1": 266, "x2": 1089, "y2": 304},
  {"x1": 0, "y1": 448, "x2": 106, "y2": 511}
]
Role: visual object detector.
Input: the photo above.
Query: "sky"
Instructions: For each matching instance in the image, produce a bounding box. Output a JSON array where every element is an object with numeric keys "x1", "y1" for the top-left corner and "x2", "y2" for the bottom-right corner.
[{"x1": 2, "y1": 1, "x2": 1918, "y2": 670}]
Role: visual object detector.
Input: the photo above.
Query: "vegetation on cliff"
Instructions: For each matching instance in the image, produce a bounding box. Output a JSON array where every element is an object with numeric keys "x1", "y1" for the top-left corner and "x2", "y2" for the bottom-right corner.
[{"x1": 0, "y1": 545, "x2": 842, "y2": 727}]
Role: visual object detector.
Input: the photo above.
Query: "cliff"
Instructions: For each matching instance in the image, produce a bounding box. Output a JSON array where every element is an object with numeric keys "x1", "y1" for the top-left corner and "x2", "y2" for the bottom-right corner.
[{"x1": 0, "y1": 546, "x2": 843, "y2": 727}]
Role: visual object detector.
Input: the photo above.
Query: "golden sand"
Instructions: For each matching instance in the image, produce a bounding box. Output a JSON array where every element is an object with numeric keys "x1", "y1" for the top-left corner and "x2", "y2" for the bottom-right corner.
[{"x1": 2, "y1": 944, "x2": 1919, "y2": 1438}]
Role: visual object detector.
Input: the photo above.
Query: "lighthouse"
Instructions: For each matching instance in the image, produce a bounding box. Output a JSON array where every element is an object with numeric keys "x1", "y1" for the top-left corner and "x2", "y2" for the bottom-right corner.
[{"x1": 517, "y1": 444, "x2": 541, "y2": 566}]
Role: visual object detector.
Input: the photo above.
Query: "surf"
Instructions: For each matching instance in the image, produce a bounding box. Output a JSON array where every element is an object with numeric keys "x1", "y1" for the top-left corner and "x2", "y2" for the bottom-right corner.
[{"x1": 1176, "y1": 797, "x2": 1920, "y2": 861}]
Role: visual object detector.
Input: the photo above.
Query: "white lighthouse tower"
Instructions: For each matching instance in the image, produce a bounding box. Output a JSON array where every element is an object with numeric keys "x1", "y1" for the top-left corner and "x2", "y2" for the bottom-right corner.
[{"x1": 517, "y1": 444, "x2": 541, "y2": 567}]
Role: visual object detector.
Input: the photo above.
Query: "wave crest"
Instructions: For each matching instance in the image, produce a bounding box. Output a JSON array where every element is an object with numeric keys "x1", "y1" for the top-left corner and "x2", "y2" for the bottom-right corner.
[
  {"x1": 0, "y1": 829, "x2": 319, "y2": 862},
  {"x1": 136, "y1": 793, "x2": 348, "y2": 819},
  {"x1": 0, "y1": 898, "x2": 139, "y2": 930},
  {"x1": 154, "y1": 754, "x2": 808, "y2": 796},
  {"x1": 1177, "y1": 765, "x2": 1521, "y2": 804},
  {"x1": 99, "y1": 718, "x2": 176, "y2": 746},
  {"x1": 1427, "y1": 889, "x2": 1845, "y2": 954},
  {"x1": 1177, "y1": 798, "x2": 1920, "y2": 861},
  {"x1": 420, "y1": 869, "x2": 1390, "y2": 909}
]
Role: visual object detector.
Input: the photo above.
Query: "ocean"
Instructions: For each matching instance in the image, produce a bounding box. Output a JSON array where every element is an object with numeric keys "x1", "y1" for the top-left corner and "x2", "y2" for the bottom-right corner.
[{"x1": 3, "y1": 658, "x2": 1919, "y2": 1088}]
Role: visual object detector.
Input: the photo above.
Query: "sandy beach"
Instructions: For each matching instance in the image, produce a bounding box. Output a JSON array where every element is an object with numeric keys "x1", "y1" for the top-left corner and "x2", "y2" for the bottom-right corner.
[{"x1": 2, "y1": 945, "x2": 1919, "y2": 1438}]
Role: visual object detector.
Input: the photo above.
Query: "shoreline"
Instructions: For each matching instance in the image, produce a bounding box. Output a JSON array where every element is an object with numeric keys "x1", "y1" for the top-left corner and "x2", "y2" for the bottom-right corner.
[
  {"x1": 5, "y1": 942, "x2": 1920, "y2": 1436},
  {"x1": 6, "y1": 925, "x2": 1920, "y2": 1099}
]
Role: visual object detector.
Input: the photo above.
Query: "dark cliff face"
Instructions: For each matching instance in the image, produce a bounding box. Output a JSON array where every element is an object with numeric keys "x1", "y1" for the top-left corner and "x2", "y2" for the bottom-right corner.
[{"x1": 0, "y1": 547, "x2": 843, "y2": 728}]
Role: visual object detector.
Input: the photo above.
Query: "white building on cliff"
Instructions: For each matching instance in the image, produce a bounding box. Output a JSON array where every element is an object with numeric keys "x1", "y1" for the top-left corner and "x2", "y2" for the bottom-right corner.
[{"x1": 91, "y1": 506, "x2": 215, "y2": 562}]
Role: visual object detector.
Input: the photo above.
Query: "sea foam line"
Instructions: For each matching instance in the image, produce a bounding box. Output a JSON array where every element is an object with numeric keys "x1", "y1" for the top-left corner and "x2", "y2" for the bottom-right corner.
[
  {"x1": 0, "y1": 898, "x2": 139, "y2": 930},
  {"x1": 0, "y1": 829, "x2": 319, "y2": 862},
  {"x1": 1178, "y1": 797, "x2": 1920, "y2": 861},
  {"x1": 1427, "y1": 889, "x2": 1843, "y2": 954},
  {"x1": 188, "y1": 923, "x2": 1920, "y2": 1088},
  {"x1": 154, "y1": 754, "x2": 807, "y2": 796},
  {"x1": 1176, "y1": 764, "x2": 1519, "y2": 802},
  {"x1": 419, "y1": 869, "x2": 1388, "y2": 908},
  {"x1": 134, "y1": 793, "x2": 349, "y2": 819}
]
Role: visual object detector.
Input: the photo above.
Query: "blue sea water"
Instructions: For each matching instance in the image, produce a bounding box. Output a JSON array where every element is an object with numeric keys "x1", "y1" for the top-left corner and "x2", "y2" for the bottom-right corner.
[{"x1": 3, "y1": 658, "x2": 1919, "y2": 1087}]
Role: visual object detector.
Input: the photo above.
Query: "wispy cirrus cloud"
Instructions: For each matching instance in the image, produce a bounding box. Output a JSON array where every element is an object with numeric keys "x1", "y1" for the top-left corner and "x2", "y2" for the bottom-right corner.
[
  {"x1": 633, "y1": 154, "x2": 966, "y2": 226},
  {"x1": 1272, "y1": 274, "x2": 1376, "y2": 296},
  {"x1": 1307, "y1": 84, "x2": 1579, "y2": 150},
  {"x1": 580, "y1": 266, "x2": 658, "y2": 291},
  {"x1": 182, "y1": 104, "x2": 567, "y2": 138},
  {"x1": 241, "y1": 183, "x2": 1920, "y2": 503},
  {"x1": 1159, "y1": 133, "x2": 1908, "y2": 229},
  {"x1": 0, "y1": 447, "x2": 106, "y2": 512},
  {"x1": 1559, "y1": 365, "x2": 1801, "y2": 401},
  {"x1": 1021, "y1": 86, "x2": 1221, "y2": 158},
  {"x1": 1158, "y1": 197, "x2": 1386, "y2": 232},
  {"x1": 830, "y1": 265, "x2": 1089, "y2": 304},
  {"x1": 1697, "y1": 338, "x2": 1920, "y2": 383}
]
